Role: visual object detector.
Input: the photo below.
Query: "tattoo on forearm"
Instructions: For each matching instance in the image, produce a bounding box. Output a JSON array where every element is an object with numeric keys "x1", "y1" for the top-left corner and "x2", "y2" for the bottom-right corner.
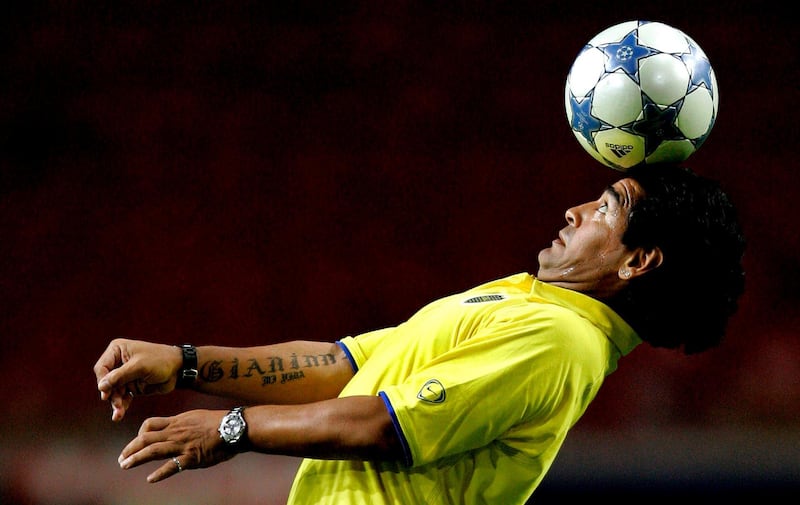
[{"x1": 199, "y1": 352, "x2": 338, "y2": 386}]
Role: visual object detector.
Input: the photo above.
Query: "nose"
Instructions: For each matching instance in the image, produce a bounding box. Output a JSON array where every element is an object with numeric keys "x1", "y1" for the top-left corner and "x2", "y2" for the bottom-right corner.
[{"x1": 564, "y1": 205, "x2": 578, "y2": 226}]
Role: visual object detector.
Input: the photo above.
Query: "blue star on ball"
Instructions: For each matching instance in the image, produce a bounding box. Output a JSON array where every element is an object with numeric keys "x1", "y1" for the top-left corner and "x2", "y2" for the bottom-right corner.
[
  {"x1": 598, "y1": 29, "x2": 653, "y2": 82},
  {"x1": 680, "y1": 43, "x2": 714, "y2": 93},
  {"x1": 568, "y1": 92, "x2": 603, "y2": 147}
]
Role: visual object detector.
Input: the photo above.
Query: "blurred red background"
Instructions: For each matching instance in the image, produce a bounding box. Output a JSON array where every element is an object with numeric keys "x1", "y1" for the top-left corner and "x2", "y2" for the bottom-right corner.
[{"x1": 1, "y1": 2, "x2": 797, "y2": 503}]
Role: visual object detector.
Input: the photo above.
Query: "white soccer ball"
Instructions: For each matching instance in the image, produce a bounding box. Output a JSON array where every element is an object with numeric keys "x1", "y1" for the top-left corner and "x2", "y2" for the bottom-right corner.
[{"x1": 565, "y1": 20, "x2": 718, "y2": 171}]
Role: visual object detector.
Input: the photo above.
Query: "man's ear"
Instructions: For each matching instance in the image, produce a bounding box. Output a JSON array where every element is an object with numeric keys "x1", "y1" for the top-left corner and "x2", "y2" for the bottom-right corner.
[{"x1": 624, "y1": 247, "x2": 663, "y2": 279}]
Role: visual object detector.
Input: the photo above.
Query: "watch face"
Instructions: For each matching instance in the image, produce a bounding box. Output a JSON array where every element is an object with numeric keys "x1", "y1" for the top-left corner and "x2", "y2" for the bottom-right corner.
[{"x1": 220, "y1": 412, "x2": 245, "y2": 443}]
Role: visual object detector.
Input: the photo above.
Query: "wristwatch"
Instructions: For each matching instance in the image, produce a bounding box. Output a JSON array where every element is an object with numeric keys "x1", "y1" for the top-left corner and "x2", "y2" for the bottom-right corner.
[
  {"x1": 218, "y1": 406, "x2": 248, "y2": 451},
  {"x1": 175, "y1": 344, "x2": 198, "y2": 389}
]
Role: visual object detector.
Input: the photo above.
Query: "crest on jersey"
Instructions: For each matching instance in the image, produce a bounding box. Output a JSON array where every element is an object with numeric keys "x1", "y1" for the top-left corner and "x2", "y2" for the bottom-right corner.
[{"x1": 417, "y1": 379, "x2": 446, "y2": 403}]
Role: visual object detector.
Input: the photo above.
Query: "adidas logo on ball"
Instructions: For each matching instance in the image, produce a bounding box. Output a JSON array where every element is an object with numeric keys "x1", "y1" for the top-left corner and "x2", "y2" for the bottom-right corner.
[{"x1": 606, "y1": 143, "x2": 635, "y2": 159}]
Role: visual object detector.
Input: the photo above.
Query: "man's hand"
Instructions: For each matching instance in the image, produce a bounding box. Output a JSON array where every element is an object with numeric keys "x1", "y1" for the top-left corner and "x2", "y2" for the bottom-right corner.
[
  {"x1": 118, "y1": 409, "x2": 236, "y2": 483},
  {"x1": 94, "y1": 338, "x2": 182, "y2": 421}
]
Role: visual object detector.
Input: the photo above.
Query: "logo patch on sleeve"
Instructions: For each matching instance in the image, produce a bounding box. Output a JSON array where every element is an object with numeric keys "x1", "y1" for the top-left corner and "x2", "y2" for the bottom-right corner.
[
  {"x1": 417, "y1": 379, "x2": 446, "y2": 403},
  {"x1": 462, "y1": 294, "x2": 506, "y2": 304}
]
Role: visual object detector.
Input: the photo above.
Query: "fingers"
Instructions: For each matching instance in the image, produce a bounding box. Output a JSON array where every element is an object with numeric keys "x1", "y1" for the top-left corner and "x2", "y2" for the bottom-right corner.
[
  {"x1": 119, "y1": 417, "x2": 177, "y2": 475},
  {"x1": 108, "y1": 385, "x2": 135, "y2": 422},
  {"x1": 97, "y1": 340, "x2": 137, "y2": 422},
  {"x1": 117, "y1": 411, "x2": 225, "y2": 483},
  {"x1": 95, "y1": 339, "x2": 178, "y2": 423},
  {"x1": 94, "y1": 340, "x2": 126, "y2": 400},
  {"x1": 140, "y1": 456, "x2": 184, "y2": 483},
  {"x1": 95, "y1": 340, "x2": 180, "y2": 407},
  {"x1": 153, "y1": 456, "x2": 185, "y2": 483},
  {"x1": 96, "y1": 339, "x2": 144, "y2": 400},
  {"x1": 97, "y1": 358, "x2": 140, "y2": 398}
]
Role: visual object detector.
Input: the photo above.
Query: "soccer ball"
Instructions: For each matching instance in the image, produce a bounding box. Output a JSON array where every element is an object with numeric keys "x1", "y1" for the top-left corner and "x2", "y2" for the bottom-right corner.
[{"x1": 564, "y1": 20, "x2": 718, "y2": 171}]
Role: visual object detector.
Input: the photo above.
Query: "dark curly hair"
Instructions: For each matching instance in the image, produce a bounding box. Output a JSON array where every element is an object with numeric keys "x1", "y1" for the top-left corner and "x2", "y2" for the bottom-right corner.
[{"x1": 607, "y1": 164, "x2": 746, "y2": 354}]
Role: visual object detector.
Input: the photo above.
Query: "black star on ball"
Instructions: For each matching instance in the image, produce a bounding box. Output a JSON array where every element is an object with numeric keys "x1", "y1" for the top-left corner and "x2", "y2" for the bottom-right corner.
[{"x1": 630, "y1": 97, "x2": 683, "y2": 155}]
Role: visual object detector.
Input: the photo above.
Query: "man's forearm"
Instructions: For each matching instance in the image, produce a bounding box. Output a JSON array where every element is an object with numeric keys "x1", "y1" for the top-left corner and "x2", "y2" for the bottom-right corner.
[
  {"x1": 244, "y1": 395, "x2": 404, "y2": 462},
  {"x1": 192, "y1": 341, "x2": 353, "y2": 404}
]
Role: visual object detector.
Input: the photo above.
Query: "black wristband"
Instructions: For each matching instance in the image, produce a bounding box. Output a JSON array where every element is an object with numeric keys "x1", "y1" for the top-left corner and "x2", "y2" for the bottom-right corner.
[{"x1": 176, "y1": 344, "x2": 198, "y2": 389}]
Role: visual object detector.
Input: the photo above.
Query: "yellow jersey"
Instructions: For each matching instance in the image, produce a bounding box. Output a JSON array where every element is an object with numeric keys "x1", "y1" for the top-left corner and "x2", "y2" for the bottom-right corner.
[{"x1": 287, "y1": 272, "x2": 640, "y2": 504}]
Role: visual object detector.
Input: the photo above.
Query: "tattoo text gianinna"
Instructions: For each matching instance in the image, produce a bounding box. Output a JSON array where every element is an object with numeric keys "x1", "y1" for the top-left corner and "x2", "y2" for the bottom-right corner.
[{"x1": 199, "y1": 352, "x2": 338, "y2": 386}]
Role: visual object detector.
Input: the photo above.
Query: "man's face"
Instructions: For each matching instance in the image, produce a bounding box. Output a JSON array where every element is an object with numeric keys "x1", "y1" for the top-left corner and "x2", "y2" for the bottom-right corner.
[{"x1": 536, "y1": 177, "x2": 646, "y2": 298}]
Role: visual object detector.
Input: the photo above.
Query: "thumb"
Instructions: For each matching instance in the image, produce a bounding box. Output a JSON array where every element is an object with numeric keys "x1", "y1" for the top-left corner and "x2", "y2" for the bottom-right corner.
[{"x1": 99, "y1": 357, "x2": 151, "y2": 396}]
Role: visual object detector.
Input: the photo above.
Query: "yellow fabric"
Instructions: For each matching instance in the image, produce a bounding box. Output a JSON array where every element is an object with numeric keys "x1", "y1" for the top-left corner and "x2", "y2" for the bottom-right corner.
[{"x1": 287, "y1": 273, "x2": 639, "y2": 505}]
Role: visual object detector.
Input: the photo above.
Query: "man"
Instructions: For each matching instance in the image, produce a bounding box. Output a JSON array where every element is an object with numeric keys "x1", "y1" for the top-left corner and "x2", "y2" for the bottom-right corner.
[{"x1": 94, "y1": 163, "x2": 745, "y2": 504}]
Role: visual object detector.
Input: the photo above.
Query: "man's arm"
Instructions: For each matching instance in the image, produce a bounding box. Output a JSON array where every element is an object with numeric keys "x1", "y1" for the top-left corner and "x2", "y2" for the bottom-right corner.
[
  {"x1": 191, "y1": 341, "x2": 354, "y2": 404},
  {"x1": 94, "y1": 338, "x2": 355, "y2": 421},
  {"x1": 117, "y1": 395, "x2": 404, "y2": 483}
]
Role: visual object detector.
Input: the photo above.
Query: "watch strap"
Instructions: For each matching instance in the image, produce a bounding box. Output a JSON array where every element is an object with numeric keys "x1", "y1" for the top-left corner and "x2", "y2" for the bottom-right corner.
[{"x1": 175, "y1": 344, "x2": 198, "y2": 389}]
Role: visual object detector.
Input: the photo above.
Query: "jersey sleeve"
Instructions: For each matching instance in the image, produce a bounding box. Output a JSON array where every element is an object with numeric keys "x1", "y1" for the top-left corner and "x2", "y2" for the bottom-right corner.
[
  {"x1": 380, "y1": 305, "x2": 606, "y2": 468},
  {"x1": 337, "y1": 327, "x2": 396, "y2": 371}
]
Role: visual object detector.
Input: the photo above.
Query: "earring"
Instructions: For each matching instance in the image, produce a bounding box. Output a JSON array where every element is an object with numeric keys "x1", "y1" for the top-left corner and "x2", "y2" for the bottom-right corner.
[{"x1": 620, "y1": 269, "x2": 631, "y2": 279}]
